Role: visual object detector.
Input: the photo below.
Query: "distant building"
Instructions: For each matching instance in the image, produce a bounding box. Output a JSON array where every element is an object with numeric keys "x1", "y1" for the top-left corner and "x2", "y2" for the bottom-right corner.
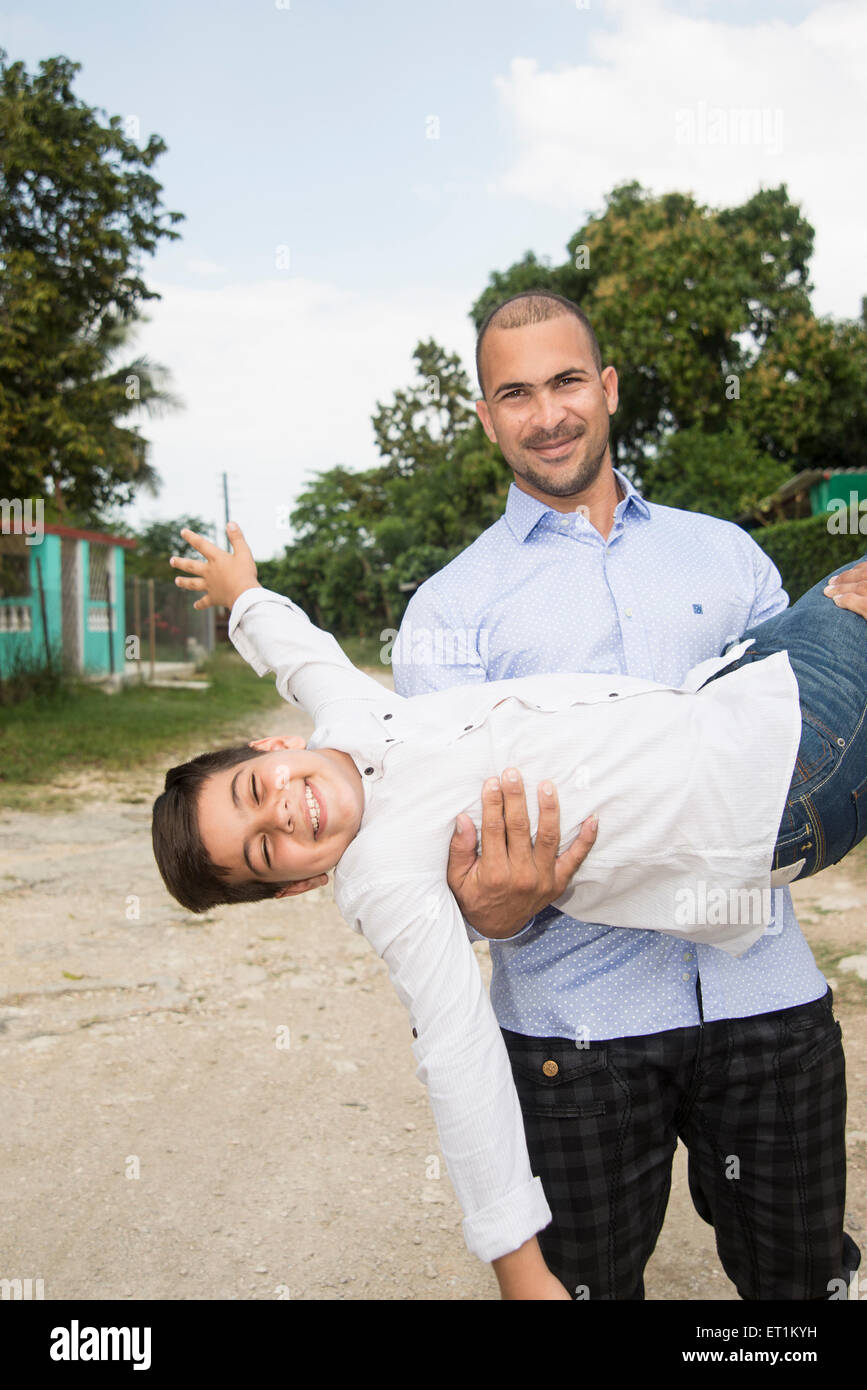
[
  {"x1": 0, "y1": 523, "x2": 134, "y2": 678},
  {"x1": 738, "y1": 467, "x2": 867, "y2": 528}
]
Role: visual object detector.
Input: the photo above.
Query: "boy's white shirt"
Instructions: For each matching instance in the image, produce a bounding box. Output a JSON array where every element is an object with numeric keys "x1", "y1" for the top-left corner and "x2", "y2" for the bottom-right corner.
[{"x1": 229, "y1": 586, "x2": 804, "y2": 1262}]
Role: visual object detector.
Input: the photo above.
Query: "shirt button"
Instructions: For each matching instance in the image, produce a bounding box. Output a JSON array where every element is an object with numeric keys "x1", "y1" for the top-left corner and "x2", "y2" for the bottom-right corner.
[
  {"x1": 364, "y1": 767, "x2": 374, "y2": 775},
  {"x1": 542, "y1": 1059, "x2": 559, "y2": 1077},
  {"x1": 383, "y1": 713, "x2": 393, "y2": 720},
  {"x1": 385, "y1": 738, "x2": 394, "y2": 742},
  {"x1": 681, "y1": 971, "x2": 692, "y2": 981},
  {"x1": 608, "y1": 692, "x2": 618, "y2": 698},
  {"x1": 464, "y1": 724, "x2": 472, "y2": 731},
  {"x1": 412, "y1": 1027, "x2": 418, "y2": 1039},
  {"x1": 683, "y1": 951, "x2": 693, "y2": 961},
  {"x1": 625, "y1": 608, "x2": 633, "y2": 618}
]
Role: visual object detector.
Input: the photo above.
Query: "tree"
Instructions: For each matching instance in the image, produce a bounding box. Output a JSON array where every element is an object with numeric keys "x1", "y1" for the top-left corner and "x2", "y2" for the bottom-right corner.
[
  {"x1": 739, "y1": 309, "x2": 867, "y2": 471},
  {"x1": 261, "y1": 466, "x2": 393, "y2": 634},
  {"x1": 470, "y1": 182, "x2": 867, "y2": 482},
  {"x1": 371, "y1": 339, "x2": 477, "y2": 476},
  {"x1": 639, "y1": 423, "x2": 790, "y2": 522},
  {"x1": 0, "y1": 51, "x2": 184, "y2": 516},
  {"x1": 120, "y1": 515, "x2": 215, "y2": 579}
]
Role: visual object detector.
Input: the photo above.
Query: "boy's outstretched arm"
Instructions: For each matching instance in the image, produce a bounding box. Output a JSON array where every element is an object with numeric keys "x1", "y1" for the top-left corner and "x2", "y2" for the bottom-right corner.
[{"x1": 171, "y1": 523, "x2": 405, "y2": 725}]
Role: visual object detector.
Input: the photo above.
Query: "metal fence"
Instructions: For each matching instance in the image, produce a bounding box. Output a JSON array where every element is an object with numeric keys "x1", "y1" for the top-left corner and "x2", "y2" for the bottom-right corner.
[{"x1": 125, "y1": 574, "x2": 216, "y2": 673}]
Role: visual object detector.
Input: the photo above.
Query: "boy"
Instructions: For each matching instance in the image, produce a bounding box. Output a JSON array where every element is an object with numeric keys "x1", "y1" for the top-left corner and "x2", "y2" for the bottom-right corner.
[{"x1": 153, "y1": 523, "x2": 867, "y2": 1297}]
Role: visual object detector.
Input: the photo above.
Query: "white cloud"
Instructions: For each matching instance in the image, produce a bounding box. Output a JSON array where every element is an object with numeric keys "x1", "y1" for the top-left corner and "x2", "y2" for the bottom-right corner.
[
  {"x1": 125, "y1": 277, "x2": 476, "y2": 560},
  {"x1": 491, "y1": 0, "x2": 867, "y2": 318}
]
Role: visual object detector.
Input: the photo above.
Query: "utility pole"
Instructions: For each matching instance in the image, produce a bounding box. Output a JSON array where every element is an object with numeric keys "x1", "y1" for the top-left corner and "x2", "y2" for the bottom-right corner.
[{"x1": 217, "y1": 472, "x2": 231, "y2": 647}]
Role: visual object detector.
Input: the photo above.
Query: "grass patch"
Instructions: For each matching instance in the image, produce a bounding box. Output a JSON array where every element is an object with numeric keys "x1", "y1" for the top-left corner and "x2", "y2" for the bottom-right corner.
[
  {"x1": 0, "y1": 648, "x2": 286, "y2": 810},
  {"x1": 0, "y1": 647, "x2": 66, "y2": 706}
]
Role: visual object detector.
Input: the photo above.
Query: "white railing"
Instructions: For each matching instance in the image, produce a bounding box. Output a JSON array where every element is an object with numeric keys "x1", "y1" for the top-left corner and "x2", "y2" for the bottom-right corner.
[{"x1": 0, "y1": 604, "x2": 33, "y2": 633}]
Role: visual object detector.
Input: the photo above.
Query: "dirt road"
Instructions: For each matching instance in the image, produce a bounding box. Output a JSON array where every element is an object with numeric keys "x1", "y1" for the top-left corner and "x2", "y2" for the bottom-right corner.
[{"x1": 2, "y1": 683, "x2": 865, "y2": 1301}]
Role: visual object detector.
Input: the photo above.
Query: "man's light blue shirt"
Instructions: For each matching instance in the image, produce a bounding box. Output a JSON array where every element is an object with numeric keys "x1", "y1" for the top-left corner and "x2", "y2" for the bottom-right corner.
[{"x1": 392, "y1": 470, "x2": 827, "y2": 1040}]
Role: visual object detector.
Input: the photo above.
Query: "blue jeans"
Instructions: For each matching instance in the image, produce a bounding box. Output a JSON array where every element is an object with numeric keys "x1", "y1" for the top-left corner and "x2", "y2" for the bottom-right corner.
[{"x1": 712, "y1": 556, "x2": 867, "y2": 880}]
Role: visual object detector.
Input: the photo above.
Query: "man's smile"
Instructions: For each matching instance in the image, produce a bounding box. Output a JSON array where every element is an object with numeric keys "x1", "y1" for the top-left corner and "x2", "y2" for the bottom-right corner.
[{"x1": 527, "y1": 434, "x2": 580, "y2": 459}]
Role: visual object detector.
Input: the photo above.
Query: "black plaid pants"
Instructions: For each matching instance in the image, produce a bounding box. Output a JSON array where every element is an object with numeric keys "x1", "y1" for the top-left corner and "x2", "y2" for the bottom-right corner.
[{"x1": 502, "y1": 986, "x2": 861, "y2": 1299}]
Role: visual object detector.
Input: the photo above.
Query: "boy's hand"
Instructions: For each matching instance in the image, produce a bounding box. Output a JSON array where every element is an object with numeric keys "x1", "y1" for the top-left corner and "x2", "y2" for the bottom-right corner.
[
  {"x1": 170, "y1": 522, "x2": 260, "y2": 611},
  {"x1": 505, "y1": 1269, "x2": 574, "y2": 1300},
  {"x1": 492, "y1": 1236, "x2": 573, "y2": 1300}
]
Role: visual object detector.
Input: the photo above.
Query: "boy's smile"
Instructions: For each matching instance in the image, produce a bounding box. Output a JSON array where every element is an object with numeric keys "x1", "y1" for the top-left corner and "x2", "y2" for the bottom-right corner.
[{"x1": 196, "y1": 740, "x2": 364, "y2": 887}]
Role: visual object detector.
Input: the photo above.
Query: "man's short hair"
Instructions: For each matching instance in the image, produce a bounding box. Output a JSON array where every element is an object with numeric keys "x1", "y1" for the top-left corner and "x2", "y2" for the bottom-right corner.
[
  {"x1": 475, "y1": 290, "x2": 602, "y2": 397},
  {"x1": 152, "y1": 744, "x2": 286, "y2": 913}
]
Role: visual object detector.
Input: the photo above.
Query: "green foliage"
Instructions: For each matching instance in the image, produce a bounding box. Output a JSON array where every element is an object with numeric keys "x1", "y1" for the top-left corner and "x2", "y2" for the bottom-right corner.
[
  {"x1": 371, "y1": 338, "x2": 477, "y2": 472},
  {"x1": 121, "y1": 516, "x2": 215, "y2": 578},
  {"x1": 638, "y1": 423, "x2": 790, "y2": 522},
  {"x1": 751, "y1": 513, "x2": 867, "y2": 602},
  {"x1": 0, "y1": 50, "x2": 184, "y2": 515},
  {"x1": 742, "y1": 312, "x2": 867, "y2": 470},
  {"x1": 0, "y1": 642, "x2": 63, "y2": 706},
  {"x1": 471, "y1": 182, "x2": 867, "y2": 483}
]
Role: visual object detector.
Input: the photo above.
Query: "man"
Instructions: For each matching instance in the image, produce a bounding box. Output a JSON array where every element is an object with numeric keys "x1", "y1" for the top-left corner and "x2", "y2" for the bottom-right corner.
[{"x1": 392, "y1": 290, "x2": 863, "y2": 1300}]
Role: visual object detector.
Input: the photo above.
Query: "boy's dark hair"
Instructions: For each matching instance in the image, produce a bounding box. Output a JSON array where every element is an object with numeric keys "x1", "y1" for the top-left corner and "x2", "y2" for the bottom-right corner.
[
  {"x1": 152, "y1": 744, "x2": 286, "y2": 913},
  {"x1": 475, "y1": 290, "x2": 603, "y2": 397}
]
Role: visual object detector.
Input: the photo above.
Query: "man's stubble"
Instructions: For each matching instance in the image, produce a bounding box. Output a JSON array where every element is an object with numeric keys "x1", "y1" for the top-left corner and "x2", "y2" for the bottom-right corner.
[{"x1": 503, "y1": 424, "x2": 611, "y2": 502}]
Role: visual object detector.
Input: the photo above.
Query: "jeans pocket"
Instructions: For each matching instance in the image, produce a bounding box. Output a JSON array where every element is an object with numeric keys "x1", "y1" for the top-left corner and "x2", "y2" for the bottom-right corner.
[
  {"x1": 508, "y1": 1044, "x2": 608, "y2": 1118},
  {"x1": 781, "y1": 993, "x2": 843, "y2": 1073},
  {"x1": 773, "y1": 812, "x2": 818, "y2": 872},
  {"x1": 790, "y1": 711, "x2": 837, "y2": 791},
  {"x1": 797, "y1": 1021, "x2": 843, "y2": 1073}
]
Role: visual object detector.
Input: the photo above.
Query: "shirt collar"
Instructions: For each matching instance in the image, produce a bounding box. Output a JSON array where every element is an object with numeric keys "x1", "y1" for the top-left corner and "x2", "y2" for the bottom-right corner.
[{"x1": 504, "y1": 467, "x2": 650, "y2": 543}]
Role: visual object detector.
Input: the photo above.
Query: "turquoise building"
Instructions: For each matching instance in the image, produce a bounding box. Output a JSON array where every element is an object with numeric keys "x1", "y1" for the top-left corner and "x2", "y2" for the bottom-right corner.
[{"x1": 0, "y1": 522, "x2": 134, "y2": 678}]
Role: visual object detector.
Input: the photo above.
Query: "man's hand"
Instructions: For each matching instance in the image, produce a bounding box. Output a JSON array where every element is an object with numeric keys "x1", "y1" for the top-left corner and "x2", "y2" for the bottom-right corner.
[
  {"x1": 825, "y1": 562, "x2": 867, "y2": 619},
  {"x1": 170, "y1": 522, "x2": 260, "y2": 611},
  {"x1": 447, "y1": 769, "x2": 598, "y2": 940}
]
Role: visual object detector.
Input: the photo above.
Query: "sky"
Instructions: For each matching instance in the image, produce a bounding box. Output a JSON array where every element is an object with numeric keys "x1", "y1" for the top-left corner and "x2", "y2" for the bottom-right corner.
[{"x1": 4, "y1": 0, "x2": 866, "y2": 557}]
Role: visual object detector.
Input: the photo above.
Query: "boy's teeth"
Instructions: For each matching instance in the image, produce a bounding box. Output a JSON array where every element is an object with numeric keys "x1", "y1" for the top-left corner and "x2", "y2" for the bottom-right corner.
[{"x1": 305, "y1": 782, "x2": 320, "y2": 833}]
